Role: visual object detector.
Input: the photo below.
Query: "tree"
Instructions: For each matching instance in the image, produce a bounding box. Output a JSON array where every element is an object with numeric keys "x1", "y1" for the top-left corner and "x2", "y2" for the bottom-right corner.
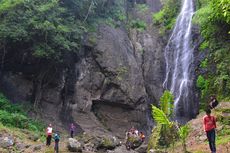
[{"x1": 0, "y1": 0, "x2": 81, "y2": 61}]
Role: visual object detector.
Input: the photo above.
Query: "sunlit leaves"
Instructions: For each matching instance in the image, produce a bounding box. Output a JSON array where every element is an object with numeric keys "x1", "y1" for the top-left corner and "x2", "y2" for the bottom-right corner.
[
  {"x1": 159, "y1": 90, "x2": 174, "y2": 117},
  {"x1": 151, "y1": 105, "x2": 172, "y2": 127},
  {"x1": 0, "y1": 0, "x2": 24, "y2": 14}
]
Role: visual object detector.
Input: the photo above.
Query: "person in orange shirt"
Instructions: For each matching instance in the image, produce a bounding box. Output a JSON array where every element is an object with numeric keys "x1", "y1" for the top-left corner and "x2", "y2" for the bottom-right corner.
[
  {"x1": 139, "y1": 132, "x2": 145, "y2": 142},
  {"x1": 203, "y1": 109, "x2": 216, "y2": 153}
]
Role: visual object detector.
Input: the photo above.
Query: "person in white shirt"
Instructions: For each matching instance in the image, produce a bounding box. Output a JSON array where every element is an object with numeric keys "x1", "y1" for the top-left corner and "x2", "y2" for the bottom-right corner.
[{"x1": 46, "y1": 124, "x2": 53, "y2": 146}]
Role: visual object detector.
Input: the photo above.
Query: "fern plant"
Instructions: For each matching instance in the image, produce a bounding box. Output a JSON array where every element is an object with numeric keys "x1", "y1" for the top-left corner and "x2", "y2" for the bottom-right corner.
[
  {"x1": 149, "y1": 90, "x2": 175, "y2": 151},
  {"x1": 159, "y1": 90, "x2": 174, "y2": 117},
  {"x1": 151, "y1": 105, "x2": 173, "y2": 127}
]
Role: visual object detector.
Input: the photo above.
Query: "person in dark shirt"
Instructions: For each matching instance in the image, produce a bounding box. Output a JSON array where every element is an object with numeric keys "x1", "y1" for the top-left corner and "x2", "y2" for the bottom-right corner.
[
  {"x1": 70, "y1": 123, "x2": 76, "y2": 138},
  {"x1": 209, "y1": 96, "x2": 219, "y2": 109}
]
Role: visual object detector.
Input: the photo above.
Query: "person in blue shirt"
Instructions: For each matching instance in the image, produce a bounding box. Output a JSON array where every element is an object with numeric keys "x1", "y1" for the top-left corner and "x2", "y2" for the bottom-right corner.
[{"x1": 54, "y1": 133, "x2": 60, "y2": 153}]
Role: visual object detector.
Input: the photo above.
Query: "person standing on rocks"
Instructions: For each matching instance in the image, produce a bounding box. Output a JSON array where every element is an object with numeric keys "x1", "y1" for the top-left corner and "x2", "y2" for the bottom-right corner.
[
  {"x1": 46, "y1": 124, "x2": 53, "y2": 146},
  {"x1": 70, "y1": 123, "x2": 76, "y2": 138},
  {"x1": 209, "y1": 96, "x2": 219, "y2": 109},
  {"x1": 203, "y1": 109, "x2": 217, "y2": 153},
  {"x1": 54, "y1": 133, "x2": 60, "y2": 153}
]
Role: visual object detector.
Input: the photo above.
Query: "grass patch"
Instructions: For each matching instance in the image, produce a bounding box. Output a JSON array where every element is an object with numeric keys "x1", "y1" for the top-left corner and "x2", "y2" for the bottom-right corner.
[{"x1": 216, "y1": 135, "x2": 230, "y2": 145}]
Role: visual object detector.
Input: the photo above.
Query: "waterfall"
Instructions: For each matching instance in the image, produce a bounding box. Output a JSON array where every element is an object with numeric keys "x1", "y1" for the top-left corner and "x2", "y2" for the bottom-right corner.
[{"x1": 163, "y1": 0, "x2": 195, "y2": 119}]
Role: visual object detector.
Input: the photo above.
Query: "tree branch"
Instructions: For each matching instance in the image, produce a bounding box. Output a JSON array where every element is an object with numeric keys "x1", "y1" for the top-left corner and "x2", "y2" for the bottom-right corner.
[{"x1": 83, "y1": 0, "x2": 94, "y2": 23}]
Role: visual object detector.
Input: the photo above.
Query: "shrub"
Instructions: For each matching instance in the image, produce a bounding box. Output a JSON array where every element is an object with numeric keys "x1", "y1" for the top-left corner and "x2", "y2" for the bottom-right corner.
[
  {"x1": 0, "y1": 93, "x2": 44, "y2": 131},
  {"x1": 152, "y1": 0, "x2": 180, "y2": 34},
  {"x1": 196, "y1": 75, "x2": 208, "y2": 90},
  {"x1": 130, "y1": 19, "x2": 147, "y2": 31},
  {"x1": 200, "y1": 58, "x2": 208, "y2": 68}
]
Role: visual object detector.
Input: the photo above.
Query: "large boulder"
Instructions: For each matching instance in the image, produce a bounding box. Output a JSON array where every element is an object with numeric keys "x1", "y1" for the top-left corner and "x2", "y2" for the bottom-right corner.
[
  {"x1": 67, "y1": 138, "x2": 83, "y2": 152},
  {"x1": 0, "y1": 136, "x2": 14, "y2": 148},
  {"x1": 75, "y1": 132, "x2": 121, "y2": 152},
  {"x1": 97, "y1": 136, "x2": 120, "y2": 150}
]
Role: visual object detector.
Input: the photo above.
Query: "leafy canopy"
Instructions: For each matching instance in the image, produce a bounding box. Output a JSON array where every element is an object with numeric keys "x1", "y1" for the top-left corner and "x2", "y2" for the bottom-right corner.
[{"x1": 0, "y1": 0, "x2": 127, "y2": 62}]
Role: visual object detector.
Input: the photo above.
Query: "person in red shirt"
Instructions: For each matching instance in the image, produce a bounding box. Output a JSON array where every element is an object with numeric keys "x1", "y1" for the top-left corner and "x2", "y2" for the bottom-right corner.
[{"x1": 203, "y1": 109, "x2": 216, "y2": 153}]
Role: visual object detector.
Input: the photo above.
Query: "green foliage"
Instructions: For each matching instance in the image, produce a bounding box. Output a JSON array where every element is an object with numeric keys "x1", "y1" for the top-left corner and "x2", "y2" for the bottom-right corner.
[
  {"x1": 149, "y1": 92, "x2": 191, "y2": 151},
  {"x1": 200, "y1": 58, "x2": 208, "y2": 68},
  {"x1": 178, "y1": 125, "x2": 189, "y2": 152},
  {"x1": 196, "y1": 75, "x2": 209, "y2": 106},
  {"x1": 178, "y1": 125, "x2": 189, "y2": 140},
  {"x1": 101, "y1": 138, "x2": 114, "y2": 149},
  {"x1": 193, "y1": 0, "x2": 230, "y2": 103},
  {"x1": 147, "y1": 126, "x2": 161, "y2": 152},
  {"x1": 152, "y1": 0, "x2": 180, "y2": 34},
  {"x1": 149, "y1": 92, "x2": 175, "y2": 150},
  {"x1": 0, "y1": 0, "x2": 81, "y2": 61},
  {"x1": 193, "y1": 2, "x2": 212, "y2": 27},
  {"x1": 153, "y1": 10, "x2": 164, "y2": 24},
  {"x1": 159, "y1": 90, "x2": 174, "y2": 117},
  {"x1": 199, "y1": 40, "x2": 209, "y2": 51},
  {"x1": 151, "y1": 105, "x2": 172, "y2": 127},
  {"x1": 209, "y1": 0, "x2": 230, "y2": 28},
  {"x1": 0, "y1": 0, "x2": 128, "y2": 62},
  {"x1": 0, "y1": 93, "x2": 24, "y2": 114},
  {"x1": 135, "y1": 4, "x2": 149, "y2": 13},
  {"x1": 130, "y1": 19, "x2": 147, "y2": 31},
  {"x1": 0, "y1": 0, "x2": 24, "y2": 13},
  {"x1": 0, "y1": 93, "x2": 44, "y2": 131}
]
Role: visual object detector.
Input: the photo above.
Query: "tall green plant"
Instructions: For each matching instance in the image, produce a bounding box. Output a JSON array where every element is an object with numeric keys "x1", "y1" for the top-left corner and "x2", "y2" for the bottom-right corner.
[
  {"x1": 151, "y1": 105, "x2": 173, "y2": 127},
  {"x1": 178, "y1": 125, "x2": 189, "y2": 153},
  {"x1": 148, "y1": 91, "x2": 175, "y2": 151},
  {"x1": 160, "y1": 90, "x2": 174, "y2": 117}
]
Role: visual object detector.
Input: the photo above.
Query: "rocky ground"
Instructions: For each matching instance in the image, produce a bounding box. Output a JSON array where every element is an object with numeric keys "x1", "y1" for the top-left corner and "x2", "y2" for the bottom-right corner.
[
  {"x1": 169, "y1": 102, "x2": 230, "y2": 153},
  {"x1": 189, "y1": 102, "x2": 230, "y2": 153},
  {"x1": 0, "y1": 125, "x2": 146, "y2": 153},
  {"x1": 0, "y1": 102, "x2": 229, "y2": 153}
]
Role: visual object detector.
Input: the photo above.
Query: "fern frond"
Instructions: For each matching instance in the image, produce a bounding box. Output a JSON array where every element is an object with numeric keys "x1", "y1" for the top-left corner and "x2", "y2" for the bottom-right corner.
[{"x1": 151, "y1": 105, "x2": 172, "y2": 126}]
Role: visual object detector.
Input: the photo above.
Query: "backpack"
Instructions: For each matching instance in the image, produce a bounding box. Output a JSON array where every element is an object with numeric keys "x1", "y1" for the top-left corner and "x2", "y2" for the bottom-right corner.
[{"x1": 54, "y1": 134, "x2": 60, "y2": 142}]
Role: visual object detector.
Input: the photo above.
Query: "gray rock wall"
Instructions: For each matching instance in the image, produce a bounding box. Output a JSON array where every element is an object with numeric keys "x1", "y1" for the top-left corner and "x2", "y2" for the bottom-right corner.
[{"x1": 0, "y1": 0, "x2": 164, "y2": 138}]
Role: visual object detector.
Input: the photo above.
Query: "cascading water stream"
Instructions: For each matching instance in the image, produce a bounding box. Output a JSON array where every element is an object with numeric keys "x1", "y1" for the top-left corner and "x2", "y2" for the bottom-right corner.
[{"x1": 163, "y1": 0, "x2": 195, "y2": 119}]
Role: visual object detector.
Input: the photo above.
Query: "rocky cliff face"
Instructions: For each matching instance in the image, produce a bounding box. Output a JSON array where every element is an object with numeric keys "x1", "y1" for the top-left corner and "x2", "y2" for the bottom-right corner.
[{"x1": 0, "y1": 0, "x2": 164, "y2": 138}]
